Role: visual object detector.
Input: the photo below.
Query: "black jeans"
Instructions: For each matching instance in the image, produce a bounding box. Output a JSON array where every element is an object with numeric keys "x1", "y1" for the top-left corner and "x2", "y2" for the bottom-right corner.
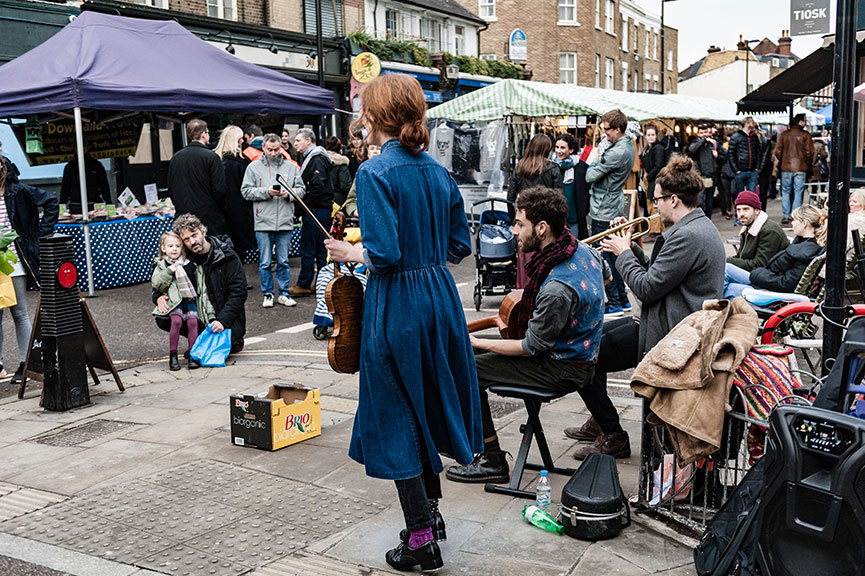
[
  {"x1": 582, "y1": 317, "x2": 640, "y2": 433},
  {"x1": 474, "y1": 351, "x2": 595, "y2": 442},
  {"x1": 719, "y1": 176, "x2": 734, "y2": 215},
  {"x1": 591, "y1": 219, "x2": 627, "y2": 308},
  {"x1": 700, "y1": 183, "x2": 716, "y2": 218},
  {"x1": 394, "y1": 460, "x2": 441, "y2": 532}
]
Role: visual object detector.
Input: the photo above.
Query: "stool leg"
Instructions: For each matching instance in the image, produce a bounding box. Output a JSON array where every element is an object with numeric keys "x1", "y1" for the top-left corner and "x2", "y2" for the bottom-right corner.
[{"x1": 523, "y1": 400, "x2": 576, "y2": 477}]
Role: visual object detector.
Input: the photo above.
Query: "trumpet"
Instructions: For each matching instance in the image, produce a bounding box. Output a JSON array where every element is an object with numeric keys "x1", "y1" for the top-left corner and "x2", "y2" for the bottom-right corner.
[{"x1": 584, "y1": 214, "x2": 659, "y2": 245}]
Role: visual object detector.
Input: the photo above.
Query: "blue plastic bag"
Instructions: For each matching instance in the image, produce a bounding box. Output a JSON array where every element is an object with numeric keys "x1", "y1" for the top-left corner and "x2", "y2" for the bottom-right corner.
[{"x1": 189, "y1": 325, "x2": 232, "y2": 367}]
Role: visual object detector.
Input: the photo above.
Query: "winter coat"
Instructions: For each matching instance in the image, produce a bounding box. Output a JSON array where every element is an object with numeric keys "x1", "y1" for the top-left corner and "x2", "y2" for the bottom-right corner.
[
  {"x1": 727, "y1": 210, "x2": 790, "y2": 271},
  {"x1": 191, "y1": 236, "x2": 247, "y2": 348},
  {"x1": 150, "y1": 258, "x2": 216, "y2": 323},
  {"x1": 615, "y1": 208, "x2": 726, "y2": 358},
  {"x1": 507, "y1": 161, "x2": 563, "y2": 204},
  {"x1": 241, "y1": 154, "x2": 305, "y2": 232},
  {"x1": 631, "y1": 298, "x2": 760, "y2": 465},
  {"x1": 641, "y1": 141, "x2": 668, "y2": 199},
  {"x1": 221, "y1": 153, "x2": 255, "y2": 259},
  {"x1": 59, "y1": 154, "x2": 112, "y2": 214},
  {"x1": 687, "y1": 138, "x2": 718, "y2": 179},
  {"x1": 327, "y1": 150, "x2": 353, "y2": 207},
  {"x1": 167, "y1": 142, "x2": 227, "y2": 235},
  {"x1": 299, "y1": 146, "x2": 334, "y2": 209},
  {"x1": 774, "y1": 124, "x2": 815, "y2": 174},
  {"x1": 3, "y1": 181, "x2": 59, "y2": 286},
  {"x1": 718, "y1": 145, "x2": 736, "y2": 179},
  {"x1": 728, "y1": 129, "x2": 763, "y2": 173},
  {"x1": 586, "y1": 136, "x2": 636, "y2": 221},
  {"x1": 749, "y1": 236, "x2": 824, "y2": 293}
]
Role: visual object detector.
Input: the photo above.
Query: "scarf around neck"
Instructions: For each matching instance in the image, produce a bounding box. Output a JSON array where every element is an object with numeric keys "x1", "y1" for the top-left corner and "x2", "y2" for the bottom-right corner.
[
  {"x1": 515, "y1": 227, "x2": 579, "y2": 338},
  {"x1": 165, "y1": 257, "x2": 196, "y2": 299}
]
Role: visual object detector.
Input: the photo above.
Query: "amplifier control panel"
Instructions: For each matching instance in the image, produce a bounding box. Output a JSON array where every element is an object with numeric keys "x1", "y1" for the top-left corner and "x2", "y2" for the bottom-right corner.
[{"x1": 793, "y1": 415, "x2": 855, "y2": 456}]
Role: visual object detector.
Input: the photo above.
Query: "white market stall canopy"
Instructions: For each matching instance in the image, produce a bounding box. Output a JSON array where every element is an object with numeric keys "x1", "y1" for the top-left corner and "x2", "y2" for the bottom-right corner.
[{"x1": 427, "y1": 79, "x2": 770, "y2": 123}]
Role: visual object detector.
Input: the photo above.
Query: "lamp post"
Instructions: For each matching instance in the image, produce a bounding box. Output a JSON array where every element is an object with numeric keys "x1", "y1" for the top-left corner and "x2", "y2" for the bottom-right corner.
[
  {"x1": 659, "y1": 0, "x2": 677, "y2": 95},
  {"x1": 741, "y1": 38, "x2": 761, "y2": 98}
]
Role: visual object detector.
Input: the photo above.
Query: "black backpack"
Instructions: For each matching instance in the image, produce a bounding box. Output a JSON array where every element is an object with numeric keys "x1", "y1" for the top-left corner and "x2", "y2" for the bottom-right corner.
[{"x1": 693, "y1": 459, "x2": 765, "y2": 576}]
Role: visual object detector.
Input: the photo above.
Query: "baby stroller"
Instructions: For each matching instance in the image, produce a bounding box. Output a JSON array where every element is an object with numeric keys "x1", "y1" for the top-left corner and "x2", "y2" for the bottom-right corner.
[
  {"x1": 470, "y1": 198, "x2": 517, "y2": 311},
  {"x1": 312, "y1": 217, "x2": 368, "y2": 340}
]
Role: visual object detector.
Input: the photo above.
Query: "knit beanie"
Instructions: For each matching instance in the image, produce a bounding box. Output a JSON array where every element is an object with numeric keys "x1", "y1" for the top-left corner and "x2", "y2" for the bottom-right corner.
[{"x1": 734, "y1": 190, "x2": 761, "y2": 210}]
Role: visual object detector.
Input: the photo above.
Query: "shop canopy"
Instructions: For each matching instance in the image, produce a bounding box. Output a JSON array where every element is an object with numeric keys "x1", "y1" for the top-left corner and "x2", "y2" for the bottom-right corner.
[
  {"x1": 0, "y1": 11, "x2": 334, "y2": 117},
  {"x1": 426, "y1": 79, "x2": 756, "y2": 123}
]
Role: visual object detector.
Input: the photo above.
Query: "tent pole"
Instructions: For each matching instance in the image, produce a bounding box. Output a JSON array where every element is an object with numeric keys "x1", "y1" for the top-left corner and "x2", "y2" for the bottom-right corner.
[{"x1": 74, "y1": 107, "x2": 95, "y2": 297}]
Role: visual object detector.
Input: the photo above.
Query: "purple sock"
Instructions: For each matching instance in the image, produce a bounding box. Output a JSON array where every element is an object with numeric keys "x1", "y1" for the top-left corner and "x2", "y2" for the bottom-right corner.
[{"x1": 408, "y1": 527, "x2": 433, "y2": 548}]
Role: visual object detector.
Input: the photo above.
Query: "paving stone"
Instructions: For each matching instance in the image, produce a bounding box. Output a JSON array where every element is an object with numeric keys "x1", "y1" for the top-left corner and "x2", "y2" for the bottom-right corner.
[
  {"x1": 99, "y1": 405, "x2": 189, "y2": 425},
  {"x1": 122, "y1": 404, "x2": 224, "y2": 446},
  {"x1": 0, "y1": 419, "x2": 62, "y2": 443},
  {"x1": 443, "y1": 551, "x2": 571, "y2": 576},
  {"x1": 0, "y1": 443, "x2": 83, "y2": 482},
  {"x1": 301, "y1": 418, "x2": 353, "y2": 450},
  {"x1": 317, "y1": 396, "x2": 357, "y2": 415},
  {"x1": 138, "y1": 545, "x2": 250, "y2": 576},
  {"x1": 459, "y1": 499, "x2": 590, "y2": 571},
  {"x1": 655, "y1": 565, "x2": 697, "y2": 576},
  {"x1": 129, "y1": 500, "x2": 244, "y2": 541},
  {"x1": 597, "y1": 523, "x2": 695, "y2": 573},
  {"x1": 244, "y1": 443, "x2": 348, "y2": 484},
  {"x1": 59, "y1": 521, "x2": 175, "y2": 564},
  {"x1": 66, "y1": 481, "x2": 191, "y2": 521},
  {"x1": 0, "y1": 487, "x2": 67, "y2": 522},
  {"x1": 31, "y1": 420, "x2": 141, "y2": 447},
  {"x1": 570, "y1": 543, "x2": 649, "y2": 575},
  {"x1": 314, "y1": 463, "x2": 399, "y2": 507},
  {"x1": 183, "y1": 515, "x2": 318, "y2": 566},
  {"x1": 144, "y1": 460, "x2": 254, "y2": 494},
  {"x1": 166, "y1": 434, "x2": 260, "y2": 467},
  {"x1": 0, "y1": 504, "x2": 100, "y2": 545}
]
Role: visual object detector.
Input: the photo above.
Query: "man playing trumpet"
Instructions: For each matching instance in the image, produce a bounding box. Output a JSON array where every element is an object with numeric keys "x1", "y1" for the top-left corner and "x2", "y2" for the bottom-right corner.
[{"x1": 566, "y1": 154, "x2": 725, "y2": 459}]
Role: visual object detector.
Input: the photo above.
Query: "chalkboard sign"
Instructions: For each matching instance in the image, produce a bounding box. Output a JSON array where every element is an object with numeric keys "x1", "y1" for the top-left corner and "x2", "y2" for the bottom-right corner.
[{"x1": 19, "y1": 295, "x2": 124, "y2": 399}]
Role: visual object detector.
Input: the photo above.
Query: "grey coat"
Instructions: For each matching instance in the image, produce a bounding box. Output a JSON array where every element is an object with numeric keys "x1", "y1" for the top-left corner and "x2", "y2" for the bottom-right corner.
[
  {"x1": 586, "y1": 136, "x2": 635, "y2": 221},
  {"x1": 615, "y1": 208, "x2": 726, "y2": 358},
  {"x1": 240, "y1": 154, "x2": 305, "y2": 232}
]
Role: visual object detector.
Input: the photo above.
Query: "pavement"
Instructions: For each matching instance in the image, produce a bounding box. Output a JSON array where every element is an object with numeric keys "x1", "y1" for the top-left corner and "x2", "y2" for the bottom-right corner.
[{"x1": 0, "y1": 200, "x2": 766, "y2": 575}]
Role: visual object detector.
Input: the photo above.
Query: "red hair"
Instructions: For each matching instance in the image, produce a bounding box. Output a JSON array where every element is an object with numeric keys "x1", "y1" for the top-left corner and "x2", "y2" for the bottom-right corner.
[{"x1": 353, "y1": 74, "x2": 429, "y2": 155}]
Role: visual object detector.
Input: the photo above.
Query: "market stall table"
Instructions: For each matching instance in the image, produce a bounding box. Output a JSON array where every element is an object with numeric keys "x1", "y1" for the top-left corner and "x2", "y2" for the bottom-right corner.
[{"x1": 55, "y1": 216, "x2": 300, "y2": 290}]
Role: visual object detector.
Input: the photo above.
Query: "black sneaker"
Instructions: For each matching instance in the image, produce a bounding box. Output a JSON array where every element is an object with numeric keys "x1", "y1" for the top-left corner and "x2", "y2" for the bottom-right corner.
[
  {"x1": 11, "y1": 362, "x2": 24, "y2": 384},
  {"x1": 445, "y1": 453, "x2": 509, "y2": 484},
  {"x1": 385, "y1": 539, "x2": 443, "y2": 572}
]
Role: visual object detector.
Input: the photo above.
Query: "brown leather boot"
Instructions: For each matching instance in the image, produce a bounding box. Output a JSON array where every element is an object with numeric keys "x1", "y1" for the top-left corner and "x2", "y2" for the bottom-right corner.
[
  {"x1": 572, "y1": 431, "x2": 631, "y2": 460},
  {"x1": 564, "y1": 416, "x2": 602, "y2": 441}
]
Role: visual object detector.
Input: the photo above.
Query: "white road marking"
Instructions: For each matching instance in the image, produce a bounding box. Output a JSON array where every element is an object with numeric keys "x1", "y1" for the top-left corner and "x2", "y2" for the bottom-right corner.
[
  {"x1": 455, "y1": 281, "x2": 469, "y2": 287},
  {"x1": 463, "y1": 308, "x2": 499, "y2": 313},
  {"x1": 232, "y1": 349, "x2": 328, "y2": 357},
  {"x1": 277, "y1": 322, "x2": 315, "y2": 334},
  {"x1": 243, "y1": 337, "x2": 267, "y2": 345}
]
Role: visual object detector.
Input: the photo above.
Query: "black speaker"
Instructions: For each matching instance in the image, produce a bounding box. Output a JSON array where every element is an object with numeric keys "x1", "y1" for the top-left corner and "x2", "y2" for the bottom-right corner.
[{"x1": 757, "y1": 405, "x2": 865, "y2": 576}]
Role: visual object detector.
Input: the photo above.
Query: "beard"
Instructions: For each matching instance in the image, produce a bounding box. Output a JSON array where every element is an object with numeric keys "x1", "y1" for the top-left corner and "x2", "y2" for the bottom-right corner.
[{"x1": 519, "y1": 229, "x2": 542, "y2": 253}]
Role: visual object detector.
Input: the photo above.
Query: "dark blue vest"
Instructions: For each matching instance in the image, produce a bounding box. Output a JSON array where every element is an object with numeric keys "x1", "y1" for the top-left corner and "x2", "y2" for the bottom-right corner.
[{"x1": 538, "y1": 243, "x2": 605, "y2": 364}]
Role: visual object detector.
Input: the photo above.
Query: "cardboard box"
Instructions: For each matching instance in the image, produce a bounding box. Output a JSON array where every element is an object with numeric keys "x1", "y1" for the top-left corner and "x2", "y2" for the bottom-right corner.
[{"x1": 230, "y1": 382, "x2": 321, "y2": 450}]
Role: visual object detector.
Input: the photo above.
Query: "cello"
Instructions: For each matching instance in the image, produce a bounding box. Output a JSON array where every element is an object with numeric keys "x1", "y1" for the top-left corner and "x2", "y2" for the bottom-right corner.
[{"x1": 275, "y1": 174, "x2": 363, "y2": 373}]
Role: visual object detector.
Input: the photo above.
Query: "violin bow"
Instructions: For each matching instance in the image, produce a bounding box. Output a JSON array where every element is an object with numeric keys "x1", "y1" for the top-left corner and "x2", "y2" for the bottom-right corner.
[{"x1": 275, "y1": 173, "x2": 332, "y2": 240}]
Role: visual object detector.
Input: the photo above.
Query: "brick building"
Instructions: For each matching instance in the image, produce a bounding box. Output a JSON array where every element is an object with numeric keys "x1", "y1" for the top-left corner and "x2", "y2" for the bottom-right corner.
[{"x1": 456, "y1": 0, "x2": 678, "y2": 93}]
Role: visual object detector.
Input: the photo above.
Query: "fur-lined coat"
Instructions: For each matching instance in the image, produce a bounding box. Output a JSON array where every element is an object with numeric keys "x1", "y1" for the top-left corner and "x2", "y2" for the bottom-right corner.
[{"x1": 631, "y1": 298, "x2": 759, "y2": 465}]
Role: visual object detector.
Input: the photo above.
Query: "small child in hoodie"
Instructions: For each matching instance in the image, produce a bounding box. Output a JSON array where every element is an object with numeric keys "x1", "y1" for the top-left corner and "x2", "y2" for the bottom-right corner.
[{"x1": 151, "y1": 231, "x2": 215, "y2": 371}]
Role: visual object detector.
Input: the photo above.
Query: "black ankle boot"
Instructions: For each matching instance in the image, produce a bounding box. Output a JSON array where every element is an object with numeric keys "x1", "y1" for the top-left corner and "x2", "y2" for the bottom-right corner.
[
  {"x1": 399, "y1": 511, "x2": 447, "y2": 543},
  {"x1": 385, "y1": 539, "x2": 443, "y2": 572},
  {"x1": 169, "y1": 352, "x2": 180, "y2": 371}
]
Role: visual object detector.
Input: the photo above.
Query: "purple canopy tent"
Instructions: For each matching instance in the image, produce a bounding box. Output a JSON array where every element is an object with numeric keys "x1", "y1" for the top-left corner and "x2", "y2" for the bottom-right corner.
[{"x1": 0, "y1": 11, "x2": 334, "y2": 294}]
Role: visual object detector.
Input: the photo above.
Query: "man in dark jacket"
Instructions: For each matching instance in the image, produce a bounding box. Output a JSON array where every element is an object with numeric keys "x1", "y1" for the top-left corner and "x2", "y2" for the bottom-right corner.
[
  {"x1": 687, "y1": 124, "x2": 718, "y2": 218},
  {"x1": 167, "y1": 120, "x2": 227, "y2": 240},
  {"x1": 728, "y1": 116, "x2": 763, "y2": 195},
  {"x1": 775, "y1": 114, "x2": 814, "y2": 224},
  {"x1": 59, "y1": 148, "x2": 111, "y2": 214},
  {"x1": 727, "y1": 190, "x2": 788, "y2": 271},
  {"x1": 290, "y1": 128, "x2": 334, "y2": 296},
  {"x1": 168, "y1": 213, "x2": 247, "y2": 353}
]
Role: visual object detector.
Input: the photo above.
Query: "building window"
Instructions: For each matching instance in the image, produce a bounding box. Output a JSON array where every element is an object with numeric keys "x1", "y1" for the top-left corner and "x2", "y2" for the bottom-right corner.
[
  {"x1": 605, "y1": 57, "x2": 614, "y2": 89},
  {"x1": 622, "y1": 61, "x2": 628, "y2": 91},
  {"x1": 559, "y1": 0, "x2": 576, "y2": 23},
  {"x1": 653, "y1": 74, "x2": 658, "y2": 90},
  {"x1": 385, "y1": 9, "x2": 401, "y2": 39},
  {"x1": 455, "y1": 25, "x2": 465, "y2": 55},
  {"x1": 560, "y1": 52, "x2": 577, "y2": 84},
  {"x1": 621, "y1": 17, "x2": 627, "y2": 50},
  {"x1": 595, "y1": 0, "x2": 601, "y2": 28},
  {"x1": 667, "y1": 49, "x2": 673, "y2": 71},
  {"x1": 646, "y1": 29, "x2": 650, "y2": 57},
  {"x1": 605, "y1": 0, "x2": 615, "y2": 34},
  {"x1": 653, "y1": 32, "x2": 658, "y2": 60},
  {"x1": 772, "y1": 57, "x2": 780, "y2": 67},
  {"x1": 421, "y1": 18, "x2": 443, "y2": 52},
  {"x1": 480, "y1": 53, "x2": 496, "y2": 60},
  {"x1": 595, "y1": 54, "x2": 600, "y2": 87},
  {"x1": 634, "y1": 70, "x2": 639, "y2": 90},
  {"x1": 207, "y1": 0, "x2": 236, "y2": 20},
  {"x1": 479, "y1": 0, "x2": 495, "y2": 19},
  {"x1": 633, "y1": 24, "x2": 638, "y2": 52},
  {"x1": 133, "y1": 0, "x2": 168, "y2": 7},
  {"x1": 304, "y1": 0, "x2": 343, "y2": 36}
]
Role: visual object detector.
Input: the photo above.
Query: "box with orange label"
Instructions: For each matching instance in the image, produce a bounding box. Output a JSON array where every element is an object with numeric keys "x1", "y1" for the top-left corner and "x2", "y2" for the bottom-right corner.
[{"x1": 230, "y1": 382, "x2": 321, "y2": 450}]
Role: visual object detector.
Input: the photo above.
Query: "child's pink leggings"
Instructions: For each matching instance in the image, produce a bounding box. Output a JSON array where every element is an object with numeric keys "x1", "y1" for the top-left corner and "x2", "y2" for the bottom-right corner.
[{"x1": 169, "y1": 315, "x2": 199, "y2": 353}]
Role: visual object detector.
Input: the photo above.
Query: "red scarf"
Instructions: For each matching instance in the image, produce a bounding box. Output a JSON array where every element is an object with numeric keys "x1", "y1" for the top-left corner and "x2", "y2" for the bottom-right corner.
[{"x1": 515, "y1": 227, "x2": 579, "y2": 338}]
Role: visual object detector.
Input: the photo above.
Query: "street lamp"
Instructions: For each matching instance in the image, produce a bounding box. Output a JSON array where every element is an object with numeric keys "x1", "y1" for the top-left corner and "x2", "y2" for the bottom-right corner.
[
  {"x1": 659, "y1": 0, "x2": 678, "y2": 95},
  {"x1": 741, "y1": 37, "x2": 761, "y2": 97}
]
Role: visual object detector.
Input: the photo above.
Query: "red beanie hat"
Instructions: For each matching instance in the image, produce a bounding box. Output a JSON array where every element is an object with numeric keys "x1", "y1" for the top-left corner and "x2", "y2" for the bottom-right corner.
[{"x1": 734, "y1": 190, "x2": 762, "y2": 210}]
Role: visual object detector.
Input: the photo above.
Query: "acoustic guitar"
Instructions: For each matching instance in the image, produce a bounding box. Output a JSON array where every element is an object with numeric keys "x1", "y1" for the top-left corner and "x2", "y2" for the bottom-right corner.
[{"x1": 466, "y1": 290, "x2": 522, "y2": 340}]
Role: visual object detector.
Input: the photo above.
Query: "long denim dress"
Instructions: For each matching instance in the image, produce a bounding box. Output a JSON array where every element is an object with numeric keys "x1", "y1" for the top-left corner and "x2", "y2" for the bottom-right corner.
[{"x1": 349, "y1": 139, "x2": 482, "y2": 480}]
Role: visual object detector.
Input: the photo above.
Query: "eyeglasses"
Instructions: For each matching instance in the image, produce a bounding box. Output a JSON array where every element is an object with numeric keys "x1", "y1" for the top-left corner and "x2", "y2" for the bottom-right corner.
[{"x1": 652, "y1": 195, "x2": 672, "y2": 205}]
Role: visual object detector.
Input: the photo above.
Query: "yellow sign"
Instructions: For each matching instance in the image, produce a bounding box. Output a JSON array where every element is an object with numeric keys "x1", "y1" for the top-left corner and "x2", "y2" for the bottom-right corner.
[{"x1": 351, "y1": 52, "x2": 381, "y2": 84}]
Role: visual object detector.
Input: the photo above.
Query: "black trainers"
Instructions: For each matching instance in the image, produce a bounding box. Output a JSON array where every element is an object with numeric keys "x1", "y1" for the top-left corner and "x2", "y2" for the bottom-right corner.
[
  {"x1": 399, "y1": 511, "x2": 447, "y2": 543},
  {"x1": 11, "y1": 362, "x2": 25, "y2": 384},
  {"x1": 445, "y1": 452, "x2": 509, "y2": 484},
  {"x1": 385, "y1": 539, "x2": 443, "y2": 572}
]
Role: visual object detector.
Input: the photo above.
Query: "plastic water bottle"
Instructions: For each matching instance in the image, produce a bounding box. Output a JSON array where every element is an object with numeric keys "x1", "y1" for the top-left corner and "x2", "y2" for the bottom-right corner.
[
  {"x1": 522, "y1": 504, "x2": 564, "y2": 535},
  {"x1": 536, "y1": 469, "x2": 552, "y2": 508}
]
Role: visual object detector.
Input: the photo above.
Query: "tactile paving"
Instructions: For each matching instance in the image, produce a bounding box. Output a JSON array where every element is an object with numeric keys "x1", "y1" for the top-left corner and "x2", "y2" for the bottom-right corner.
[
  {"x1": 60, "y1": 521, "x2": 174, "y2": 564},
  {"x1": 184, "y1": 515, "x2": 319, "y2": 566},
  {"x1": 0, "y1": 504, "x2": 102, "y2": 545},
  {"x1": 0, "y1": 487, "x2": 66, "y2": 522},
  {"x1": 67, "y1": 480, "x2": 192, "y2": 521},
  {"x1": 29, "y1": 420, "x2": 139, "y2": 447},
  {"x1": 129, "y1": 500, "x2": 244, "y2": 541},
  {"x1": 144, "y1": 460, "x2": 254, "y2": 494},
  {"x1": 138, "y1": 545, "x2": 251, "y2": 576}
]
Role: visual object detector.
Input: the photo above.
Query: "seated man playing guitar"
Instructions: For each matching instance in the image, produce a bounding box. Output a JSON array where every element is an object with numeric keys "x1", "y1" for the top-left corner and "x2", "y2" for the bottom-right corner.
[{"x1": 446, "y1": 186, "x2": 618, "y2": 484}]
